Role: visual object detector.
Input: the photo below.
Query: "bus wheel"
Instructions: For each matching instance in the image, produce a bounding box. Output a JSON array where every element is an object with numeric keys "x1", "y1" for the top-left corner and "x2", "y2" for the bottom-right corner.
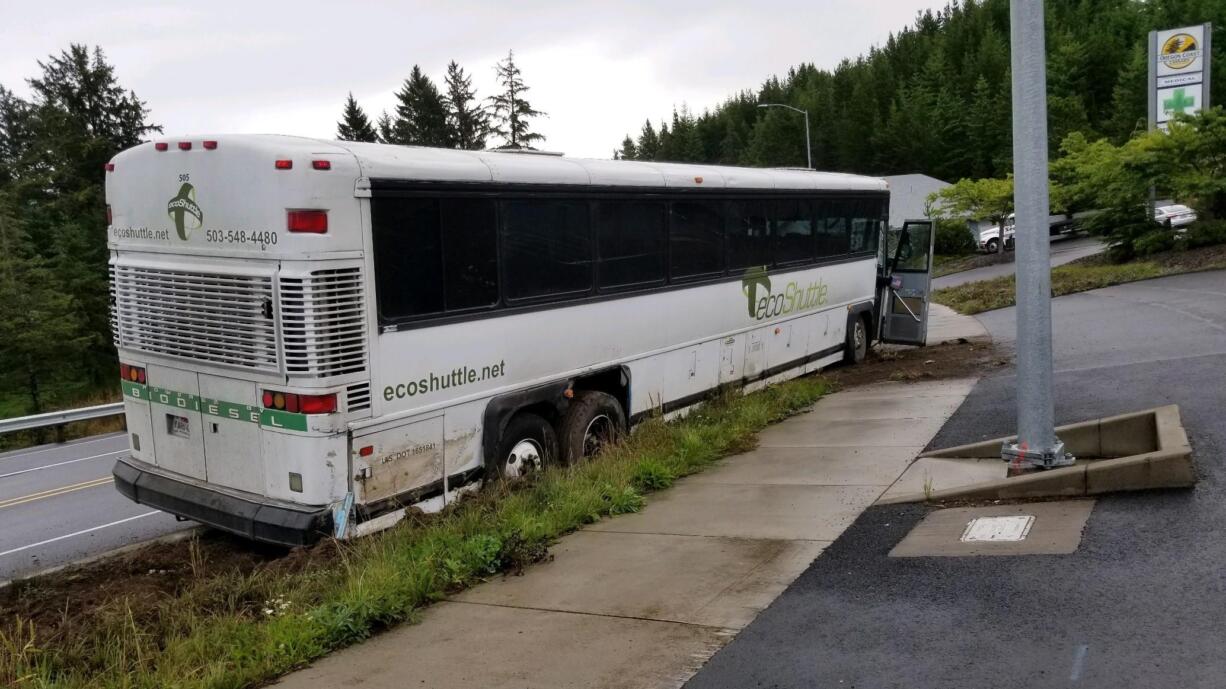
[
  {"x1": 491, "y1": 413, "x2": 557, "y2": 480},
  {"x1": 560, "y1": 391, "x2": 626, "y2": 465},
  {"x1": 844, "y1": 315, "x2": 868, "y2": 365}
]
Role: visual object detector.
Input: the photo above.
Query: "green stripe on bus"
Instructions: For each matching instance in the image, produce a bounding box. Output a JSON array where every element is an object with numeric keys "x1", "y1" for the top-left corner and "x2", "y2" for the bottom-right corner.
[{"x1": 125, "y1": 383, "x2": 309, "y2": 432}]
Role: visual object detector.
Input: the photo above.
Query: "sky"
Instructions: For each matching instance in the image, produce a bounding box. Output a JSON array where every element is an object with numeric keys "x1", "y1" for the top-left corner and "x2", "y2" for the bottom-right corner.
[{"x1": 0, "y1": 0, "x2": 940, "y2": 158}]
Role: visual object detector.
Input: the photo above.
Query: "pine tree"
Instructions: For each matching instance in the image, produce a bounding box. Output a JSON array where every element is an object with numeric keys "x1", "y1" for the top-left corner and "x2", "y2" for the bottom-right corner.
[
  {"x1": 636, "y1": 120, "x2": 660, "y2": 159},
  {"x1": 488, "y1": 50, "x2": 546, "y2": 149},
  {"x1": 376, "y1": 111, "x2": 395, "y2": 144},
  {"x1": 392, "y1": 66, "x2": 452, "y2": 147},
  {"x1": 443, "y1": 61, "x2": 489, "y2": 150},
  {"x1": 617, "y1": 136, "x2": 637, "y2": 160},
  {"x1": 336, "y1": 93, "x2": 379, "y2": 142}
]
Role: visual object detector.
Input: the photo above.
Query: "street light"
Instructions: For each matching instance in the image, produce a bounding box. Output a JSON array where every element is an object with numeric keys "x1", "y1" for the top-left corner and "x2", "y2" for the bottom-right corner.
[{"x1": 757, "y1": 103, "x2": 812, "y2": 169}]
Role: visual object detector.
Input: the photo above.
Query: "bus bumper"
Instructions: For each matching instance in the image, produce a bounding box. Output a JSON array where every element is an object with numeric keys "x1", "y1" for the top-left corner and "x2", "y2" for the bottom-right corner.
[{"x1": 112, "y1": 457, "x2": 332, "y2": 547}]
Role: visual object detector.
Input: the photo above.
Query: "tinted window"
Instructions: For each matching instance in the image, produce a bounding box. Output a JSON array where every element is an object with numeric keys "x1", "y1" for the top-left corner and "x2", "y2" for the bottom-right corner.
[
  {"x1": 597, "y1": 201, "x2": 666, "y2": 289},
  {"x1": 770, "y1": 199, "x2": 815, "y2": 265},
  {"x1": 726, "y1": 199, "x2": 769, "y2": 269},
  {"x1": 670, "y1": 200, "x2": 724, "y2": 279},
  {"x1": 849, "y1": 199, "x2": 883, "y2": 255},
  {"x1": 502, "y1": 199, "x2": 592, "y2": 301},
  {"x1": 372, "y1": 198, "x2": 444, "y2": 319},
  {"x1": 816, "y1": 200, "x2": 851, "y2": 257},
  {"x1": 441, "y1": 198, "x2": 498, "y2": 310}
]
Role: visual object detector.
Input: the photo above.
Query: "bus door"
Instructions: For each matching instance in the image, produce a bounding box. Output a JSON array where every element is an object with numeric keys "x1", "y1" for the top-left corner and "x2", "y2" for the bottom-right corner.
[{"x1": 879, "y1": 219, "x2": 935, "y2": 346}]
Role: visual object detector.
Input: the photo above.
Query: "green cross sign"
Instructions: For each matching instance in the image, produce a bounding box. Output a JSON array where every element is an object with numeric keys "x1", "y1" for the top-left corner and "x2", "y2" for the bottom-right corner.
[{"x1": 1163, "y1": 88, "x2": 1196, "y2": 116}]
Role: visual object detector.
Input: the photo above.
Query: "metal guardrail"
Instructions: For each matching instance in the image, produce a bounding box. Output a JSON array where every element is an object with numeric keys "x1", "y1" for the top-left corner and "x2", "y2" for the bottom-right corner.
[{"x1": 0, "y1": 402, "x2": 124, "y2": 435}]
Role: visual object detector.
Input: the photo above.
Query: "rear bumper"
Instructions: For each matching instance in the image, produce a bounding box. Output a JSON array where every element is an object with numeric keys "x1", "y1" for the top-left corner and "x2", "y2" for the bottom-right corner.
[{"x1": 113, "y1": 457, "x2": 332, "y2": 547}]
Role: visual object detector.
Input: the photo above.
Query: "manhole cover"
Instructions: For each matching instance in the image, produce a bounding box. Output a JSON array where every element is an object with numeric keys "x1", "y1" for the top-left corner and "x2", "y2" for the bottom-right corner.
[{"x1": 960, "y1": 515, "x2": 1034, "y2": 542}]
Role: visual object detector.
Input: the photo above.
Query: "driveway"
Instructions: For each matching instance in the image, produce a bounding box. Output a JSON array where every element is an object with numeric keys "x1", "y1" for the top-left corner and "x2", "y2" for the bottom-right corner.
[
  {"x1": 685, "y1": 270, "x2": 1226, "y2": 689},
  {"x1": 934, "y1": 235, "x2": 1106, "y2": 289}
]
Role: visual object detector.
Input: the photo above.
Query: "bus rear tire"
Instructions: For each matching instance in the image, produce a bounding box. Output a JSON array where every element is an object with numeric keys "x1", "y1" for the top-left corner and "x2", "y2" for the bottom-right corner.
[
  {"x1": 560, "y1": 391, "x2": 626, "y2": 465},
  {"x1": 489, "y1": 413, "x2": 557, "y2": 481},
  {"x1": 844, "y1": 315, "x2": 868, "y2": 365}
]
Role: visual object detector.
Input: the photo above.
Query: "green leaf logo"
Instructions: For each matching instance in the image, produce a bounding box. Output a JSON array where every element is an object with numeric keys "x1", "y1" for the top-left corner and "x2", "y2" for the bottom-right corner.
[
  {"x1": 740, "y1": 266, "x2": 771, "y2": 318},
  {"x1": 167, "y1": 183, "x2": 203, "y2": 240}
]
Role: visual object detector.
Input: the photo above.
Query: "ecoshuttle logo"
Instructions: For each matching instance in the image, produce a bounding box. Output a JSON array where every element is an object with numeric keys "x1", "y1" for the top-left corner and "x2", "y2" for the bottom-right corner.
[
  {"x1": 741, "y1": 266, "x2": 829, "y2": 321},
  {"x1": 167, "y1": 183, "x2": 203, "y2": 240}
]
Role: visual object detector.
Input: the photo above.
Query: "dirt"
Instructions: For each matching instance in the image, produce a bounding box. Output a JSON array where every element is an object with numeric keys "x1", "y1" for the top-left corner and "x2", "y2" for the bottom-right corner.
[
  {"x1": 934, "y1": 251, "x2": 1012, "y2": 278},
  {"x1": 824, "y1": 338, "x2": 1004, "y2": 388}
]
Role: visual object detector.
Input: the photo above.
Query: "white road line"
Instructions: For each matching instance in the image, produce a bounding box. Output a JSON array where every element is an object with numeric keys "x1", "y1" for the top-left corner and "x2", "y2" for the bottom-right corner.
[
  {"x1": 0, "y1": 450, "x2": 126, "y2": 479},
  {"x1": 0, "y1": 511, "x2": 160, "y2": 559},
  {"x1": 0, "y1": 434, "x2": 126, "y2": 463}
]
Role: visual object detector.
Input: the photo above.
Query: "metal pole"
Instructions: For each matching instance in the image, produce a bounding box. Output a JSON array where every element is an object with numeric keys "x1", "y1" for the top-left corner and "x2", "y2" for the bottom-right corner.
[
  {"x1": 1002, "y1": 0, "x2": 1071, "y2": 470},
  {"x1": 803, "y1": 110, "x2": 812, "y2": 169}
]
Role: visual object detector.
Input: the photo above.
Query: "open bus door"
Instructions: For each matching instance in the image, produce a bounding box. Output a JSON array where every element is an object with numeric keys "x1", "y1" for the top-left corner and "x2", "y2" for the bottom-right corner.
[{"x1": 877, "y1": 219, "x2": 935, "y2": 346}]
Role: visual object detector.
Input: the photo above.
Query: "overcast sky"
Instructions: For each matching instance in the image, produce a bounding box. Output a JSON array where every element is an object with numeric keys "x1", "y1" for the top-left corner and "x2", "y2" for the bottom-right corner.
[{"x1": 0, "y1": 0, "x2": 939, "y2": 158}]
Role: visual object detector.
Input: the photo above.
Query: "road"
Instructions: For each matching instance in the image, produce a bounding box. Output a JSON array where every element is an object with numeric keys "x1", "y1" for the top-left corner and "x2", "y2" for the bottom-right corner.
[
  {"x1": 0, "y1": 433, "x2": 190, "y2": 581},
  {"x1": 934, "y1": 234, "x2": 1106, "y2": 289},
  {"x1": 686, "y1": 270, "x2": 1226, "y2": 689}
]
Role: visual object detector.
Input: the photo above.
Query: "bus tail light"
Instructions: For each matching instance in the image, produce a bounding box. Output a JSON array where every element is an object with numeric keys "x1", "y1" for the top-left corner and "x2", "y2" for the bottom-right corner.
[
  {"x1": 311, "y1": 160, "x2": 331, "y2": 170},
  {"x1": 275, "y1": 159, "x2": 293, "y2": 170},
  {"x1": 120, "y1": 363, "x2": 146, "y2": 384},
  {"x1": 287, "y1": 210, "x2": 327, "y2": 234},
  {"x1": 262, "y1": 390, "x2": 337, "y2": 415}
]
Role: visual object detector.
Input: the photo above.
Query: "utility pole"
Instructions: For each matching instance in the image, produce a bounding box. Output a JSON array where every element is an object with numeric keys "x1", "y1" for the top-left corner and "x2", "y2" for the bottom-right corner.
[
  {"x1": 1001, "y1": 0, "x2": 1072, "y2": 472},
  {"x1": 756, "y1": 103, "x2": 812, "y2": 169}
]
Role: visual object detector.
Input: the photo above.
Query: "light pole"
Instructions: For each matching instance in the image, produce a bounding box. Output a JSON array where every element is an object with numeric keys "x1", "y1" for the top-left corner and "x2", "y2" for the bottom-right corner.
[{"x1": 757, "y1": 103, "x2": 812, "y2": 169}]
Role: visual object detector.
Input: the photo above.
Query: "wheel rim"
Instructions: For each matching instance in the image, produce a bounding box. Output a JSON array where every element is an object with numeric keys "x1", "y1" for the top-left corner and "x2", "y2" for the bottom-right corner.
[
  {"x1": 504, "y1": 438, "x2": 544, "y2": 478},
  {"x1": 582, "y1": 414, "x2": 615, "y2": 458}
]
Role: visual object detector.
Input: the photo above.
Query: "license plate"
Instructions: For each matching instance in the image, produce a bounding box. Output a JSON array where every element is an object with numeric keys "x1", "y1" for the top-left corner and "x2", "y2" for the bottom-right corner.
[{"x1": 167, "y1": 414, "x2": 190, "y2": 439}]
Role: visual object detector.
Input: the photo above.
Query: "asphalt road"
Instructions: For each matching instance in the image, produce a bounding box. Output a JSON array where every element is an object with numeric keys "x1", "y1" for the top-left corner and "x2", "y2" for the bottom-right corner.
[
  {"x1": 686, "y1": 270, "x2": 1226, "y2": 689},
  {"x1": 934, "y1": 235, "x2": 1106, "y2": 290},
  {"x1": 0, "y1": 433, "x2": 190, "y2": 581}
]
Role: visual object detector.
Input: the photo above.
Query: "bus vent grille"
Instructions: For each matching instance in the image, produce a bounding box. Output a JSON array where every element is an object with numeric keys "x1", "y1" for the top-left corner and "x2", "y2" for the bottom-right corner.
[
  {"x1": 279, "y1": 268, "x2": 368, "y2": 377},
  {"x1": 346, "y1": 382, "x2": 372, "y2": 412},
  {"x1": 110, "y1": 263, "x2": 279, "y2": 372}
]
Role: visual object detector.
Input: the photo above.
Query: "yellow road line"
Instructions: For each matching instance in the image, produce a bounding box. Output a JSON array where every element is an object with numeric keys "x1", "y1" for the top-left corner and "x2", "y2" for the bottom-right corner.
[{"x1": 0, "y1": 476, "x2": 114, "y2": 510}]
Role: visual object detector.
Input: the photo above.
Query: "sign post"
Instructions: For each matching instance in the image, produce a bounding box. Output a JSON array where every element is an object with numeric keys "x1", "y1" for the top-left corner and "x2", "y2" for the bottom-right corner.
[{"x1": 1001, "y1": 0, "x2": 1072, "y2": 472}]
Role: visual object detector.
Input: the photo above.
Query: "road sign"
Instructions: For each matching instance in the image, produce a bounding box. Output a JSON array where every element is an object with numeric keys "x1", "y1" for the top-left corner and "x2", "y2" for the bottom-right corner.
[{"x1": 1150, "y1": 24, "x2": 1212, "y2": 131}]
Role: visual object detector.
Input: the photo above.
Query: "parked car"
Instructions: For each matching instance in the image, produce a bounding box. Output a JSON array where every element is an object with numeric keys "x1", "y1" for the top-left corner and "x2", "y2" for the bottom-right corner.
[{"x1": 1155, "y1": 204, "x2": 1197, "y2": 230}]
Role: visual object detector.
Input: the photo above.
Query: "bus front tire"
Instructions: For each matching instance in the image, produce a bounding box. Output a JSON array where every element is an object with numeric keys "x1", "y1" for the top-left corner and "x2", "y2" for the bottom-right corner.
[
  {"x1": 844, "y1": 315, "x2": 868, "y2": 365},
  {"x1": 490, "y1": 413, "x2": 557, "y2": 481},
  {"x1": 559, "y1": 391, "x2": 626, "y2": 465}
]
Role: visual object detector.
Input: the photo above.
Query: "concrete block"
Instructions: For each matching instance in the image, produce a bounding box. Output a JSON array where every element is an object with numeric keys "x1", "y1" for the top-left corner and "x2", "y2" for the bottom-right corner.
[
  {"x1": 1099, "y1": 410, "x2": 1158, "y2": 458},
  {"x1": 889, "y1": 500, "x2": 1096, "y2": 557},
  {"x1": 1086, "y1": 450, "x2": 1196, "y2": 494}
]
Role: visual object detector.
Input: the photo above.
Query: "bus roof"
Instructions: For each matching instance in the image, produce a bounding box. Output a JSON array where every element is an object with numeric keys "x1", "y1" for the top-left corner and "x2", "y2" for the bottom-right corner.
[{"x1": 131, "y1": 134, "x2": 888, "y2": 193}]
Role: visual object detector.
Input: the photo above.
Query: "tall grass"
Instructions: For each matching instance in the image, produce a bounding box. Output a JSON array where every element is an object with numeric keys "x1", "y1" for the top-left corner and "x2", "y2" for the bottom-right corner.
[{"x1": 1, "y1": 376, "x2": 831, "y2": 688}]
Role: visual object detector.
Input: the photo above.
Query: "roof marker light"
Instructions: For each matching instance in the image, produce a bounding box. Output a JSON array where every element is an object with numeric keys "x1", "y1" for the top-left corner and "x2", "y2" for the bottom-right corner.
[
  {"x1": 203, "y1": 140, "x2": 218, "y2": 150},
  {"x1": 178, "y1": 141, "x2": 192, "y2": 150},
  {"x1": 312, "y1": 160, "x2": 331, "y2": 170},
  {"x1": 275, "y1": 159, "x2": 293, "y2": 170},
  {"x1": 155, "y1": 143, "x2": 168, "y2": 151},
  {"x1": 104, "y1": 163, "x2": 115, "y2": 172}
]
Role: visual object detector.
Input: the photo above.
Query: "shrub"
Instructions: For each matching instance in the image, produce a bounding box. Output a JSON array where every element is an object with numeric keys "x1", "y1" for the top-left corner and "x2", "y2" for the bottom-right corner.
[
  {"x1": 1183, "y1": 220, "x2": 1226, "y2": 249},
  {"x1": 934, "y1": 218, "x2": 977, "y2": 255}
]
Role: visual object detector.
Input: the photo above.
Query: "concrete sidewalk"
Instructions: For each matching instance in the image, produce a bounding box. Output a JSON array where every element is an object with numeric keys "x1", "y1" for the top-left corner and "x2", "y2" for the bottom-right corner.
[{"x1": 277, "y1": 376, "x2": 978, "y2": 689}]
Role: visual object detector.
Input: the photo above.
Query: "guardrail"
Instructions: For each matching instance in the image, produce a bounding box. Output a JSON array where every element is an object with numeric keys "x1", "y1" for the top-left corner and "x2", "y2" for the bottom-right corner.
[{"x1": 0, "y1": 402, "x2": 124, "y2": 435}]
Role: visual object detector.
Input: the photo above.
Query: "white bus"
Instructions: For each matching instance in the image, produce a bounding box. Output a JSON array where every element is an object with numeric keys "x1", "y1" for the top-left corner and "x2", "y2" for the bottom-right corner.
[{"x1": 106, "y1": 135, "x2": 933, "y2": 546}]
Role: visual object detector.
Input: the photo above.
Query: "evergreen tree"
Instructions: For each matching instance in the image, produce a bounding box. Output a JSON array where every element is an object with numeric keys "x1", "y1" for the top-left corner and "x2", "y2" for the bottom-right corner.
[
  {"x1": 376, "y1": 111, "x2": 395, "y2": 144},
  {"x1": 617, "y1": 135, "x2": 637, "y2": 160},
  {"x1": 336, "y1": 92, "x2": 379, "y2": 142},
  {"x1": 392, "y1": 66, "x2": 452, "y2": 147},
  {"x1": 443, "y1": 61, "x2": 489, "y2": 150},
  {"x1": 488, "y1": 50, "x2": 546, "y2": 149},
  {"x1": 637, "y1": 120, "x2": 660, "y2": 159}
]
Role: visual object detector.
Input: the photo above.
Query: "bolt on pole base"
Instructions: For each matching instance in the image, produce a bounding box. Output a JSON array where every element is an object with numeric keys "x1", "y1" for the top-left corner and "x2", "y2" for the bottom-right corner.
[{"x1": 1001, "y1": 439, "x2": 1075, "y2": 474}]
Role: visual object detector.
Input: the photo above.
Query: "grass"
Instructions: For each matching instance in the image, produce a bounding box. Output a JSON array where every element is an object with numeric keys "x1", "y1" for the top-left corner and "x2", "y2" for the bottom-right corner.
[
  {"x1": 932, "y1": 244, "x2": 1226, "y2": 315},
  {"x1": 1, "y1": 375, "x2": 832, "y2": 689}
]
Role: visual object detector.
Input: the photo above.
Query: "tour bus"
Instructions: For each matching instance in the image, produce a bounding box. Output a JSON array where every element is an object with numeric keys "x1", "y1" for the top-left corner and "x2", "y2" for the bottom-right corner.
[{"x1": 106, "y1": 135, "x2": 934, "y2": 546}]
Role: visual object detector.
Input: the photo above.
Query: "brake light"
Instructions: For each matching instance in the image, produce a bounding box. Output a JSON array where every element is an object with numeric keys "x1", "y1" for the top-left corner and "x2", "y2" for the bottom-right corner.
[
  {"x1": 203, "y1": 140, "x2": 218, "y2": 150},
  {"x1": 262, "y1": 390, "x2": 337, "y2": 415},
  {"x1": 178, "y1": 141, "x2": 192, "y2": 151},
  {"x1": 287, "y1": 210, "x2": 328, "y2": 234},
  {"x1": 312, "y1": 160, "x2": 331, "y2": 170},
  {"x1": 275, "y1": 159, "x2": 293, "y2": 170},
  {"x1": 104, "y1": 163, "x2": 115, "y2": 172},
  {"x1": 155, "y1": 142, "x2": 168, "y2": 151},
  {"x1": 120, "y1": 363, "x2": 146, "y2": 384}
]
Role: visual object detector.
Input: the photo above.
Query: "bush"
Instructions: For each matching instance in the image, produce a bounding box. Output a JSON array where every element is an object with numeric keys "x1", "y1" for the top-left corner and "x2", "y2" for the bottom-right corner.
[
  {"x1": 934, "y1": 218, "x2": 977, "y2": 255},
  {"x1": 1183, "y1": 220, "x2": 1226, "y2": 249}
]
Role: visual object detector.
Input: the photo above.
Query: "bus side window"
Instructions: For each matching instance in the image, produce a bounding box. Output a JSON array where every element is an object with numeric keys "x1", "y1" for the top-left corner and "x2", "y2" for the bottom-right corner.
[
  {"x1": 372, "y1": 197, "x2": 444, "y2": 319},
  {"x1": 769, "y1": 199, "x2": 815, "y2": 266},
  {"x1": 502, "y1": 199, "x2": 593, "y2": 302},
  {"x1": 725, "y1": 199, "x2": 769, "y2": 270},
  {"x1": 669, "y1": 200, "x2": 723, "y2": 280},
  {"x1": 440, "y1": 198, "x2": 498, "y2": 311},
  {"x1": 816, "y1": 199, "x2": 851, "y2": 258},
  {"x1": 596, "y1": 200, "x2": 666, "y2": 290}
]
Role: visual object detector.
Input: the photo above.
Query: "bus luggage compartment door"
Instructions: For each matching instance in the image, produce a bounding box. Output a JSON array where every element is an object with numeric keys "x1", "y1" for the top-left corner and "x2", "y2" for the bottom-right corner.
[
  {"x1": 146, "y1": 364, "x2": 207, "y2": 480},
  {"x1": 880, "y1": 220, "x2": 935, "y2": 346},
  {"x1": 353, "y1": 414, "x2": 445, "y2": 505}
]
